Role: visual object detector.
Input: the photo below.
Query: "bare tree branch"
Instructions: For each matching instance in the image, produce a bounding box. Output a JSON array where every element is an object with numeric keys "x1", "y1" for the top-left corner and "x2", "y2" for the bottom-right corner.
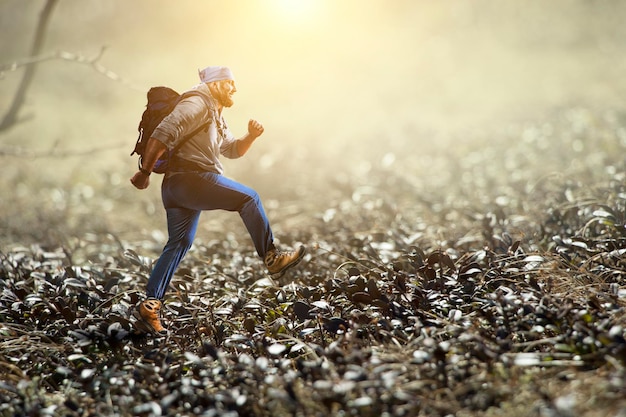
[
  {"x1": 0, "y1": 0, "x2": 144, "y2": 133},
  {"x1": 0, "y1": 142, "x2": 126, "y2": 159},
  {"x1": 0, "y1": 47, "x2": 145, "y2": 92}
]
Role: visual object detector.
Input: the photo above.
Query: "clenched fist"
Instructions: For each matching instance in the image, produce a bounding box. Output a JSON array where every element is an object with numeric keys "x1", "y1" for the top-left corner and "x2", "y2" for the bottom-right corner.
[
  {"x1": 248, "y1": 119, "x2": 264, "y2": 138},
  {"x1": 130, "y1": 171, "x2": 150, "y2": 189}
]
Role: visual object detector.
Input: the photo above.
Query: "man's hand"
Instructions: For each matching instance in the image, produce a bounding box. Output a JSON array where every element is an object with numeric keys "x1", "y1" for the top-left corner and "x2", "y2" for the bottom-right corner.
[
  {"x1": 237, "y1": 119, "x2": 264, "y2": 156},
  {"x1": 248, "y1": 119, "x2": 264, "y2": 138},
  {"x1": 130, "y1": 138, "x2": 166, "y2": 189},
  {"x1": 130, "y1": 171, "x2": 150, "y2": 190}
]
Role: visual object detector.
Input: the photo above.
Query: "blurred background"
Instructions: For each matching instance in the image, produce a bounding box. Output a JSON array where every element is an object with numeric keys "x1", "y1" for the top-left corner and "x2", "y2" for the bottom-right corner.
[{"x1": 1, "y1": 0, "x2": 625, "y2": 247}]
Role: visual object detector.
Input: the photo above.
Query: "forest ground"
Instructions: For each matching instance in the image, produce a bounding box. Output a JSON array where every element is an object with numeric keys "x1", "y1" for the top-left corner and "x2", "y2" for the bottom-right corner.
[{"x1": 1, "y1": 103, "x2": 626, "y2": 416}]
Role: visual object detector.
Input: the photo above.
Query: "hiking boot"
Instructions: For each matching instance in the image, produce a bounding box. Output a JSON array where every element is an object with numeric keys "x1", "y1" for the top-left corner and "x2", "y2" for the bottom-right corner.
[
  {"x1": 264, "y1": 245, "x2": 306, "y2": 278},
  {"x1": 133, "y1": 298, "x2": 168, "y2": 335}
]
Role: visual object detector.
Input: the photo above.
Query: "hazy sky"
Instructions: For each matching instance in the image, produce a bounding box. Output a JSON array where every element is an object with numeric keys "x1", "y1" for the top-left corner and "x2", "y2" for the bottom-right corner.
[{"x1": 1, "y1": 0, "x2": 625, "y2": 171}]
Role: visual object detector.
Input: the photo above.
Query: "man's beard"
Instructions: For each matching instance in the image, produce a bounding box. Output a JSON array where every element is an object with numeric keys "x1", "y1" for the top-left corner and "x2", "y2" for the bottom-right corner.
[{"x1": 216, "y1": 90, "x2": 234, "y2": 107}]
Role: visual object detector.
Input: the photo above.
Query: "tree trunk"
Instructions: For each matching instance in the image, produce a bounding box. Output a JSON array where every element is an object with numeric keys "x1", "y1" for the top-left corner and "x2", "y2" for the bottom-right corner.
[{"x1": 0, "y1": 0, "x2": 59, "y2": 131}]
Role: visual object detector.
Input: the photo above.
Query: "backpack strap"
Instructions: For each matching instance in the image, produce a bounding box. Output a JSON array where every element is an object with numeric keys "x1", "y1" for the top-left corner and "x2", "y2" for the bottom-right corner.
[{"x1": 168, "y1": 90, "x2": 214, "y2": 154}]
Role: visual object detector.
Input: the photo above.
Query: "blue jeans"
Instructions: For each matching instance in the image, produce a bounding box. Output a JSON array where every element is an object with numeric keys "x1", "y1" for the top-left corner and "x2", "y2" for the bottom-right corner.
[{"x1": 146, "y1": 172, "x2": 274, "y2": 299}]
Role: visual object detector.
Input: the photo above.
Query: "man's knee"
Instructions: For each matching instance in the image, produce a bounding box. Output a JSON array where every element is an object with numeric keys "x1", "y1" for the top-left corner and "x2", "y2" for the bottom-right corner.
[{"x1": 165, "y1": 229, "x2": 196, "y2": 252}]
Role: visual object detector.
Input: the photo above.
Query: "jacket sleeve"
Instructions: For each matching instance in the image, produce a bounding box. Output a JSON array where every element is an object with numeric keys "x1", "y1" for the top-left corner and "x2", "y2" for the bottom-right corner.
[
  {"x1": 151, "y1": 96, "x2": 211, "y2": 150},
  {"x1": 219, "y1": 123, "x2": 241, "y2": 159}
]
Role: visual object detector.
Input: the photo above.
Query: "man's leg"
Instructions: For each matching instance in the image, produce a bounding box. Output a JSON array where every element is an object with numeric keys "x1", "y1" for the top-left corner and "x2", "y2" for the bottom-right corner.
[
  {"x1": 166, "y1": 172, "x2": 304, "y2": 276},
  {"x1": 146, "y1": 207, "x2": 201, "y2": 299},
  {"x1": 167, "y1": 172, "x2": 274, "y2": 257},
  {"x1": 136, "y1": 206, "x2": 200, "y2": 334}
]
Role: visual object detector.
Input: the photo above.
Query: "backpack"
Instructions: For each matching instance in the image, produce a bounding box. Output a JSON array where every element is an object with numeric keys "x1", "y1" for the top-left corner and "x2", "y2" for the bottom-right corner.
[{"x1": 131, "y1": 86, "x2": 211, "y2": 173}]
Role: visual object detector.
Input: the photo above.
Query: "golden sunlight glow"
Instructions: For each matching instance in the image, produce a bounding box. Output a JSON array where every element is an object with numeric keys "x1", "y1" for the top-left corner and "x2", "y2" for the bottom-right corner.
[{"x1": 269, "y1": 0, "x2": 319, "y2": 23}]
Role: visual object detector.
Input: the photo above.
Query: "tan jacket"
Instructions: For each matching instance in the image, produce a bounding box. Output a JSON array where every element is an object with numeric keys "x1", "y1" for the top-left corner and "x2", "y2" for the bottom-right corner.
[{"x1": 151, "y1": 83, "x2": 241, "y2": 175}]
